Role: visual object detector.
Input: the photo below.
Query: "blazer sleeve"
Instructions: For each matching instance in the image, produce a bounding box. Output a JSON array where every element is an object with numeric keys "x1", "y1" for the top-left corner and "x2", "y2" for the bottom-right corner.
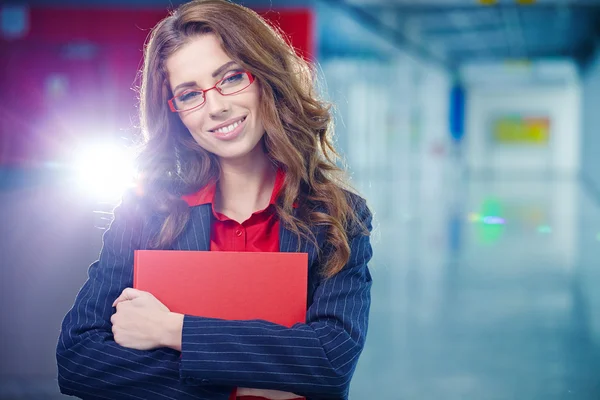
[
  {"x1": 178, "y1": 200, "x2": 374, "y2": 399},
  {"x1": 56, "y1": 191, "x2": 230, "y2": 400}
]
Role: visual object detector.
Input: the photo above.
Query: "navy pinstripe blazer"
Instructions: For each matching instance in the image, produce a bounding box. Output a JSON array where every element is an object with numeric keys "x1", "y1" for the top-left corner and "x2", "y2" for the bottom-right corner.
[{"x1": 56, "y1": 190, "x2": 373, "y2": 400}]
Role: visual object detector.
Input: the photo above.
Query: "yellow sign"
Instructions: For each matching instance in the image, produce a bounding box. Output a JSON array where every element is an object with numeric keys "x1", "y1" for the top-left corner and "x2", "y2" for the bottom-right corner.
[{"x1": 493, "y1": 116, "x2": 549, "y2": 144}]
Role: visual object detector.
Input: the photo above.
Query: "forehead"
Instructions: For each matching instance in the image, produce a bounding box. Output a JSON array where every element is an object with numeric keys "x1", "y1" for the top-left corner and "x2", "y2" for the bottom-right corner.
[{"x1": 166, "y1": 34, "x2": 232, "y2": 87}]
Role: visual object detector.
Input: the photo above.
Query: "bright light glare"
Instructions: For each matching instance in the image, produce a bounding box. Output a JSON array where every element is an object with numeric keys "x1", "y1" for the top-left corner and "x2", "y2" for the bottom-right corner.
[{"x1": 73, "y1": 142, "x2": 137, "y2": 201}]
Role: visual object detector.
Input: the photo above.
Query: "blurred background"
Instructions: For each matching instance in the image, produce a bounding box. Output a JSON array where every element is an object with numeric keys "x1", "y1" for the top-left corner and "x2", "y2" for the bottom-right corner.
[{"x1": 1, "y1": 0, "x2": 600, "y2": 398}]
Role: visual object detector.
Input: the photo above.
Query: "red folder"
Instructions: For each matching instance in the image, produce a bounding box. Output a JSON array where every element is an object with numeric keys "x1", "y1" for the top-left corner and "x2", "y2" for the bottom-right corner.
[{"x1": 133, "y1": 250, "x2": 308, "y2": 327}]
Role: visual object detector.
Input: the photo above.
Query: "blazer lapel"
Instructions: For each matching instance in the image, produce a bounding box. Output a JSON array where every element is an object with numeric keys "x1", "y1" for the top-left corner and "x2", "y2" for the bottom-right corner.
[{"x1": 172, "y1": 204, "x2": 212, "y2": 251}]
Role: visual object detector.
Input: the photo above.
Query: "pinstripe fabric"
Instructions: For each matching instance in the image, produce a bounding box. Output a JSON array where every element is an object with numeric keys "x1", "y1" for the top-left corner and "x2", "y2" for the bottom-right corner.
[{"x1": 56, "y1": 191, "x2": 373, "y2": 400}]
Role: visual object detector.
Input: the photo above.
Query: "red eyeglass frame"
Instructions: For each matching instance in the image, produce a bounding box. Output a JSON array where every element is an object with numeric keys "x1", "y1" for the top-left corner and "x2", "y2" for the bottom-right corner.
[{"x1": 167, "y1": 71, "x2": 255, "y2": 113}]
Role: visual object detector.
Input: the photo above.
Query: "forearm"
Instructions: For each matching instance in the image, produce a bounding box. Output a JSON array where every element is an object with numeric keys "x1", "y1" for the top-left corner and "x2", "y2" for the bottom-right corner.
[
  {"x1": 179, "y1": 317, "x2": 360, "y2": 398},
  {"x1": 57, "y1": 329, "x2": 228, "y2": 399}
]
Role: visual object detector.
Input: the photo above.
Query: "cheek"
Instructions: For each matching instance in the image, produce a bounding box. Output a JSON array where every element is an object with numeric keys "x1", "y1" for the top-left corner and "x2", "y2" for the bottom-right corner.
[
  {"x1": 179, "y1": 112, "x2": 203, "y2": 133},
  {"x1": 179, "y1": 115, "x2": 215, "y2": 149}
]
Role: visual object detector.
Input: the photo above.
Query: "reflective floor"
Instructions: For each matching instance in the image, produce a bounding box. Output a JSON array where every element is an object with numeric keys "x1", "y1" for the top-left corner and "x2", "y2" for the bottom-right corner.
[
  {"x1": 351, "y1": 166, "x2": 600, "y2": 399},
  {"x1": 1, "y1": 164, "x2": 600, "y2": 399}
]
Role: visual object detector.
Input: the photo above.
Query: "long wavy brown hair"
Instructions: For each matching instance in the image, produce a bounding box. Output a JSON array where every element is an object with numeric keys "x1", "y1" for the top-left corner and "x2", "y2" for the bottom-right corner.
[{"x1": 136, "y1": 0, "x2": 366, "y2": 278}]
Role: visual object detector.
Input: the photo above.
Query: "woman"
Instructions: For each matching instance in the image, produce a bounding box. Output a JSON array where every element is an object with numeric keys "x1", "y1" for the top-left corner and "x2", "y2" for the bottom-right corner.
[{"x1": 56, "y1": 1, "x2": 373, "y2": 399}]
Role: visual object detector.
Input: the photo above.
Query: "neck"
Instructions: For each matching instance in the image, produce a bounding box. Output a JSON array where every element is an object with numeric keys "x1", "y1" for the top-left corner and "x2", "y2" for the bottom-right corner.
[{"x1": 215, "y1": 144, "x2": 277, "y2": 222}]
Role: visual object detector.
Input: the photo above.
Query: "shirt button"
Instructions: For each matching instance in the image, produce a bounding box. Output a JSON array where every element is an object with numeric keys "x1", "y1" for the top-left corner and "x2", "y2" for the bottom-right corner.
[{"x1": 235, "y1": 229, "x2": 243, "y2": 237}]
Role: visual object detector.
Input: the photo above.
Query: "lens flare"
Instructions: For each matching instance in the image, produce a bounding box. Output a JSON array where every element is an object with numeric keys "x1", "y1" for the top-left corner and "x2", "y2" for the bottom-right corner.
[{"x1": 72, "y1": 142, "x2": 137, "y2": 201}]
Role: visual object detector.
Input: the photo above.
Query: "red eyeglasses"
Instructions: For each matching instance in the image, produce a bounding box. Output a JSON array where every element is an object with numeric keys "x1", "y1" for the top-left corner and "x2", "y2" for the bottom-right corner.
[{"x1": 168, "y1": 71, "x2": 255, "y2": 113}]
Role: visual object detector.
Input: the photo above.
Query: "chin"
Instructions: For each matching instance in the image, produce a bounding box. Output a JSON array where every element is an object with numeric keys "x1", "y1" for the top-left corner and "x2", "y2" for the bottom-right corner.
[{"x1": 210, "y1": 139, "x2": 265, "y2": 161}]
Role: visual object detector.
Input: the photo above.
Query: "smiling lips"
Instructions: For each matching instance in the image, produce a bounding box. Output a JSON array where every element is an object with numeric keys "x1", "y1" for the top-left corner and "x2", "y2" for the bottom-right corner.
[
  {"x1": 209, "y1": 116, "x2": 247, "y2": 140},
  {"x1": 209, "y1": 116, "x2": 246, "y2": 133}
]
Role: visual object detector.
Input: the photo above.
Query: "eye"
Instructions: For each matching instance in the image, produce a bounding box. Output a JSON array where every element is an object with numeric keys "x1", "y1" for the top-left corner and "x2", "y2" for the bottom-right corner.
[
  {"x1": 178, "y1": 90, "x2": 203, "y2": 103},
  {"x1": 221, "y1": 72, "x2": 244, "y2": 84}
]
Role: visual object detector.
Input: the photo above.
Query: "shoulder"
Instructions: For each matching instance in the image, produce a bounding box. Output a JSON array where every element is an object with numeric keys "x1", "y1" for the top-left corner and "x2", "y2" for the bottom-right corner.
[
  {"x1": 343, "y1": 190, "x2": 369, "y2": 214},
  {"x1": 99, "y1": 189, "x2": 159, "y2": 247},
  {"x1": 342, "y1": 190, "x2": 372, "y2": 235},
  {"x1": 308, "y1": 189, "x2": 371, "y2": 231},
  {"x1": 110, "y1": 188, "x2": 161, "y2": 226}
]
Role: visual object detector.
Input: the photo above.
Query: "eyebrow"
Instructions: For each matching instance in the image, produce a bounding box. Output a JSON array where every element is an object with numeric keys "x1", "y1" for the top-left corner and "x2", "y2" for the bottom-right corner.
[{"x1": 172, "y1": 61, "x2": 239, "y2": 93}]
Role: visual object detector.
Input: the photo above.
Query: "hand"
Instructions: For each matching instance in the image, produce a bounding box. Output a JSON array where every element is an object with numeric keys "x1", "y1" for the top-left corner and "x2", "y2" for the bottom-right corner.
[{"x1": 111, "y1": 288, "x2": 183, "y2": 351}]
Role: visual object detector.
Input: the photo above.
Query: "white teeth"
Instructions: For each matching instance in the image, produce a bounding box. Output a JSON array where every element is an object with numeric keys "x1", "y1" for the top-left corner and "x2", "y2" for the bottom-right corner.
[{"x1": 214, "y1": 118, "x2": 244, "y2": 134}]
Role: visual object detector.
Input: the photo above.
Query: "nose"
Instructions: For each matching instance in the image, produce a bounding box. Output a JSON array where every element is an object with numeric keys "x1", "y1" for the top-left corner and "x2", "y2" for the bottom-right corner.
[{"x1": 204, "y1": 88, "x2": 229, "y2": 118}]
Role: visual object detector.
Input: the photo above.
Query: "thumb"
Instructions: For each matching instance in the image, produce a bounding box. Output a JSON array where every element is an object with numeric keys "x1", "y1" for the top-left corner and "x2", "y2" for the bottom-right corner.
[{"x1": 112, "y1": 287, "x2": 143, "y2": 307}]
